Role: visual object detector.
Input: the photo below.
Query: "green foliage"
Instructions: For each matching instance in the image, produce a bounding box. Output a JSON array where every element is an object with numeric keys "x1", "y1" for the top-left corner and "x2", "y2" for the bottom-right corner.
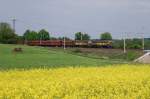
[
  {"x1": 24, "y1": 29, "x2": 50, "y2": 41},
  {"x1": 23, "y1": 30, "x2": 38, "y2": 40},
  {"x1": 144, "y1": 39, "x2": 150, "y2": 50},
  {"x1": 0, "y1": 22, "x2": 18, "y2": 44},
  {"x1": 112, "y1": 38, "x2": 148, "y2": 49},
  {"x1": 38, "y1": 29, "x2": 50, "y2": 40},
  {"x1": 112, "y1": 40, "x2": 124, "y2": 48},
  {"x1": 83, "y1": 34, "x2": 90, "y2": 40},
  {"x1": 126, "y1": 39, "x2": 142, "y2": 49},
  {"x1": 28, "y1": 31, "x2": 38, "y2": 40},
  {"x1": 23, "y1": 30, "x2": 30, "y2": 40},
  {"x1": 75, "y1": 32, "x2": 82, "y2": 40},
  {"x1": 119, "y1": 51, "x2": 140, "y2": 61},
  {"x1": 75, "y1": 32, "x2": 90, "y2": 40},
  {"x1": 100, "y1": 32, "x2": 112, "y2": 40}
]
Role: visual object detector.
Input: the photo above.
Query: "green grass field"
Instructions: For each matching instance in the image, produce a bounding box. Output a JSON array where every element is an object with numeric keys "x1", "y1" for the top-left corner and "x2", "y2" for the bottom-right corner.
[{"x1": 0, "y1": 44, "x2": 127, "y2": 70}]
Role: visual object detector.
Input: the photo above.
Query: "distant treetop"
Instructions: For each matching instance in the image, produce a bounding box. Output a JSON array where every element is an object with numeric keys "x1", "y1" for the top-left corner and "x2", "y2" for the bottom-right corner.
[{"x1": 100, "y1": 32, "x2": 112, "y2": 40}]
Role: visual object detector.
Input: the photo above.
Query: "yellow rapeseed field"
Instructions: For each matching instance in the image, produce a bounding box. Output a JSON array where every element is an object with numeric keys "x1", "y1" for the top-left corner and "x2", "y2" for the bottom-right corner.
[{"x1": 0, "y1": 65, "x2": 150, "y2": 99}]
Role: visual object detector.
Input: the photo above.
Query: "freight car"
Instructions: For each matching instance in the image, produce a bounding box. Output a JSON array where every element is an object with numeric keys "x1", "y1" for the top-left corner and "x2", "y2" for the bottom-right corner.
[
  {"x1": 27, "y1": 40, "x2": 112, "y2": 48},
  {"x1": 62, "y1": 40, "x2": 75, "y2": 47},
  {"x1": 75, "y1": 40, "x2": 89, "y2": 47},
  {"x1": 27, "y1": 40, "x2": 62, "y2": 47},
  {"x1": 27, "y1": 40, "x2": 40, "y2": 46}
]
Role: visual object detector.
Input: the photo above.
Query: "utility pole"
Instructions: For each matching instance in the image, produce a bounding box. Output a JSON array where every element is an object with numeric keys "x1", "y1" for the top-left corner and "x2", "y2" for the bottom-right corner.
[
  {"x1": 12, "y1": 18, "x2": 16, "y2": 33},
  {"x1": 142, "y1": 33, "x2": 145, "y2": 51},
  {"x1": 123, "y1": 32, "x2": 126, "y2": 53},
  {"x1": 64, "y1": 33, "x2": 66, "y2": 50},
  {"x1": 40, "y1": 33, "x2": 42, "y2": 45},
  {"x1": 81, "y1": 32, "x2": 83, "y2": 40},
  {"x1": 141, "y1": 27, "x2": 145, "y2": 51},
  {"x1": 24, "y1": 35, "x2": 27, "y2": 45}
]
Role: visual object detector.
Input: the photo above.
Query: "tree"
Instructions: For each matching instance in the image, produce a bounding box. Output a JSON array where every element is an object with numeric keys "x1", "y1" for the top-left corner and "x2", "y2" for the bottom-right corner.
[
  {"x1": 38, "y1": 29, "x2": 50, "y2": 40},
  {"x1": 23, "y1": 30, "x2": 38, "y2": 41},
  {"x1": 145, "y1": 39, "x2": 150, "y2": 50},
  {"x1": 83, "y1": 34, "x2": 90, "y2": 40},
  {"x1": 29, "y1": 31, "x2": 38, "y2": 40},
  {"x1": 112, "y1": 38, "x2": 144, "y2": 49},
  {"x1": 75, "y1": 32, "x2": 90, "y2": 40},
  {"x1": 126, "y1": 38, "x2": 142, "y2": 49},
  {"x1": 0, "y1": 22, "x2": 17, "y2": 44},
  {"x1": 23, "y1": 30, "x2": 31, "y2": 40},
  {"x1": 100, "y1": 32, "x2": 112, "y2": 40},
  {"x1": 75, "y1": 32, "x2": 82, "y2": 40}
]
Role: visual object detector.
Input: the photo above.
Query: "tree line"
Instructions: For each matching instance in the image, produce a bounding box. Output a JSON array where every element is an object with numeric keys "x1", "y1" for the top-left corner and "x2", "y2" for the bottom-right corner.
[
  {"x1": 0, "y1": 22, "x2": 112, "y2": 43},
  {"x1": 112, "y1": 38, "x2": 150, "y2": 49},
  {"x1": 0, "y1": 22, "x2": 150, "y2": 49}
]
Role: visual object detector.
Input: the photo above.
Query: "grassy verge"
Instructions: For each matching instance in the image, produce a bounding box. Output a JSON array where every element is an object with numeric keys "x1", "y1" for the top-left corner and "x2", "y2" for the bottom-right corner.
[{"x1": 50, "y1": 48, "x2": 143, "y2": 61}]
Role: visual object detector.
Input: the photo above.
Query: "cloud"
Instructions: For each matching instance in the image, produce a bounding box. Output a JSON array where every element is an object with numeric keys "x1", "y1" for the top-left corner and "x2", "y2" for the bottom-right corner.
[{"x1": 0, "y1": 0, "x2": 150, "y2": 38}]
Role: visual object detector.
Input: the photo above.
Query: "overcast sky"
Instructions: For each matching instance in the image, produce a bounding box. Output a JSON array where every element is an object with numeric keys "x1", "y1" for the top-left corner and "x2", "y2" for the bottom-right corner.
[{"x1": 0, "y1": 0, "x2": 150, "y2": 39}]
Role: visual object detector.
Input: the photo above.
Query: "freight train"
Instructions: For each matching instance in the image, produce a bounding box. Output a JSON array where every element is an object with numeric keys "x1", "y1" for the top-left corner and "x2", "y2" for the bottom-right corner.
[{"x1": 27, "y1": 40, "x2": 112, "y2": 48}]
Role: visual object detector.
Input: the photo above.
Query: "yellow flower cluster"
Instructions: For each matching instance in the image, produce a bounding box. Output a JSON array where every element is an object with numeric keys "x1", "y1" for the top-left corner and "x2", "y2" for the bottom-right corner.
[{"x1": 0, "y1": 65, "x2": 150, "y2": 99}]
